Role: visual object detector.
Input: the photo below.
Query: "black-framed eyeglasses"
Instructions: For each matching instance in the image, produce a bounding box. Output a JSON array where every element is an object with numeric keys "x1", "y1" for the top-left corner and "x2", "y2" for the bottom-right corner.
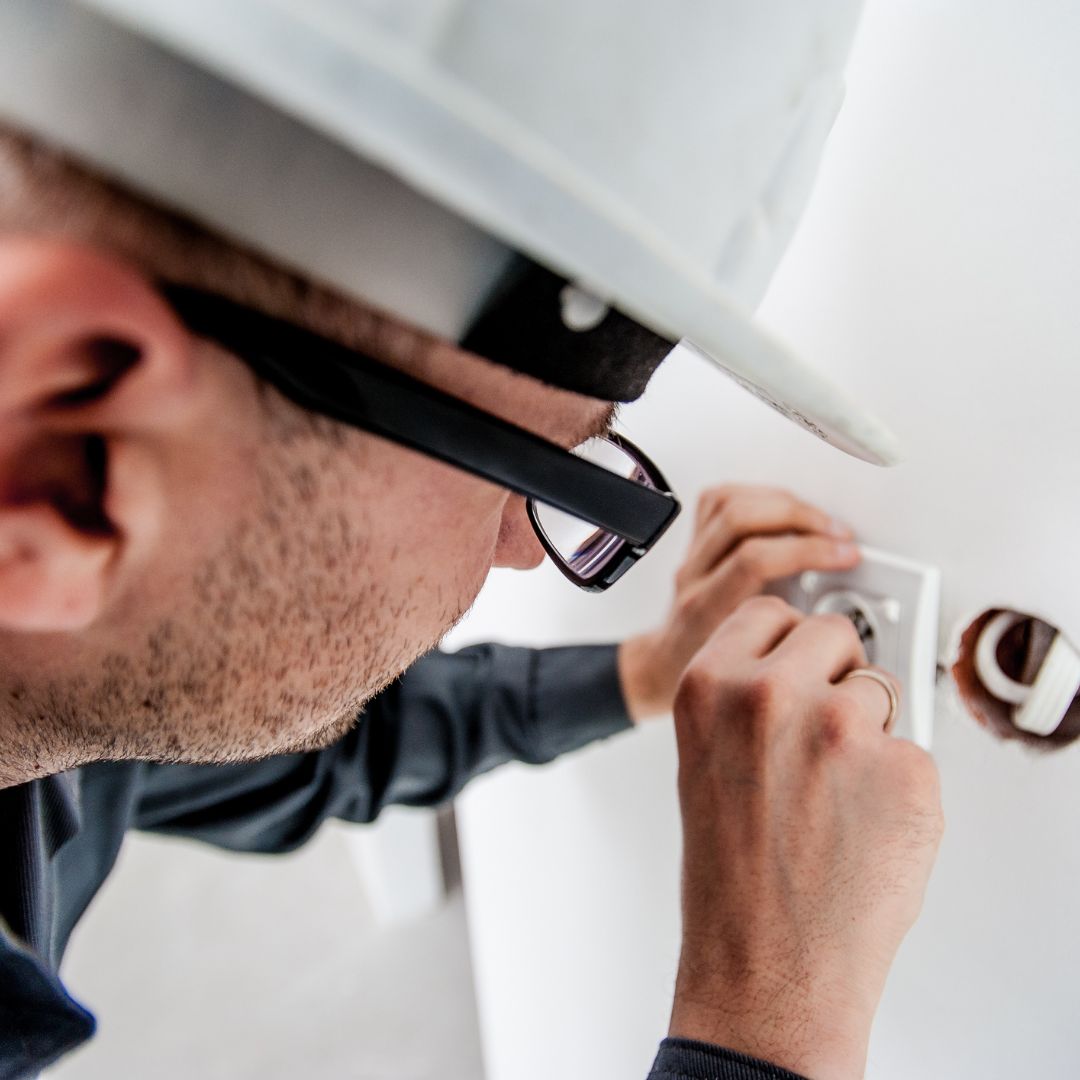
[{"x1": 161, "y1": 284, "x2": 681, "y2": 592}]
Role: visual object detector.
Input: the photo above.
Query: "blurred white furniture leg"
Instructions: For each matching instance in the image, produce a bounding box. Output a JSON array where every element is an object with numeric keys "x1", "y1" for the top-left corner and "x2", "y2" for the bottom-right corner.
[{"x1": 342, "y1": 807, "x2": 445, "y2": 926}]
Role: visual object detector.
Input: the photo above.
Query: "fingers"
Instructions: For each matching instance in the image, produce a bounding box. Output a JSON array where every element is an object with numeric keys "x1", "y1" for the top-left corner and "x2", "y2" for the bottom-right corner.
[
  {"x1": 632, "y1": 487, "x2": 856, "y2": 723},
  {"x1": 831, "y1": 667, "x2": 902, "y2": 734},
  {"x1": 687, "y1": 602, "x2": 899, "y2": 742},
  {"x1": 700, "y1": 595, "x2": 803, "y2": 661},
  {"x1": 681, "y1": 487, "x2": 852, "y2": 584},
  {"x1": 771, "y1": 613, "x2": 868, "y2": 683},
  {"x1": 770, "y1": 619, "x2": 899, "y2": 736},
  {"x1": 684, "y1": 534, "x2": 859, "y2": 625}
]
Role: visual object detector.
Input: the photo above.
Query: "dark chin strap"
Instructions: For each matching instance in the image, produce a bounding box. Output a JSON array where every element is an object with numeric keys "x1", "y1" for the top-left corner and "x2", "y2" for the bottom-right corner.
[{"x1": 460, "y1": 257, "x2": 675, "y2": 402}]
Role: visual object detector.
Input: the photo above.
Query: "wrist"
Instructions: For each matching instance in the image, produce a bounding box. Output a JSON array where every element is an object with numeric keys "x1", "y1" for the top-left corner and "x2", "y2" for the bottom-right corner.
[
  {"x1": 669, "y1": 959, "x2": 873, "y2": 1080},
  {"x1": 617, "y1": 633, "x2": 672, "y2": 722}
]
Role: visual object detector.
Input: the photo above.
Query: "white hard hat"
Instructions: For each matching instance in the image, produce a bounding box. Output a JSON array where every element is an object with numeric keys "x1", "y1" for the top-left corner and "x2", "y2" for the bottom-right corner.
[{"x1": 0, "y1": 0, "x2": 902, "y2": 465}]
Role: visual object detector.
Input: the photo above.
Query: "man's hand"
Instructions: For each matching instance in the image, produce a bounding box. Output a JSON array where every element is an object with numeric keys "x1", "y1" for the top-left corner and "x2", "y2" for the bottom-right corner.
[
  {"x1": 619, "y1": 486, "x2": 859, "y2": 721},
  {"x1": 668, "y1": 597, "x2": 944, "y2": 1080}
]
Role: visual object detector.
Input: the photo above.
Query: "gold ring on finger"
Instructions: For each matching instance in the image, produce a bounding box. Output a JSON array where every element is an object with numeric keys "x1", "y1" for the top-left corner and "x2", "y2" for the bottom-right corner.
[{"x1": 841, "y1": 668, "x2": 899, "y2": 733}]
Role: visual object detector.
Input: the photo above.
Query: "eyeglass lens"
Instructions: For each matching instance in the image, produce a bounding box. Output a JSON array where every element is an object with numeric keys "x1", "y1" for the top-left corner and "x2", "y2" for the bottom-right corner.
[{"x1": 531, "y1": 438, "x2": 654, "y2": 579}]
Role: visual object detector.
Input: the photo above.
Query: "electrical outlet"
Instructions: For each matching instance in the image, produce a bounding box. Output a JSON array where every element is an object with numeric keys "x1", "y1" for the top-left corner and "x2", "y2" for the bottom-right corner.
[{"x1": 780, "y1": 546, "x2": 940, "y2": 748}]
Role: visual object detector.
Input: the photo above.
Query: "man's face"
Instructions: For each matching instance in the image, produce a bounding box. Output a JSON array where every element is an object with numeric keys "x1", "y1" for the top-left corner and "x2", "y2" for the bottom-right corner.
[{"x1": 0, "y1": 237, "x2": 614, "y2": 777}]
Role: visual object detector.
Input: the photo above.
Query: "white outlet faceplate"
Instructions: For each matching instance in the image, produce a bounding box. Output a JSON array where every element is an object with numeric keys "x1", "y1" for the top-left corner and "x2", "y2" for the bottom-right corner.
[{"x1": 780, "y1": 546, "x2": 941, "y2": 748}]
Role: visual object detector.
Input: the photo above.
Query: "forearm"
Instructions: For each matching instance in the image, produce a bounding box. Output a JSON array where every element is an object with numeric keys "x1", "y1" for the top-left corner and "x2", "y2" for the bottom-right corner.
[
  {"x1": 134, "y1": 642, "x2": 632, "y2": 849},
  {"x1": 356, "y1": 642, "x2": 632, "y2": 810}
]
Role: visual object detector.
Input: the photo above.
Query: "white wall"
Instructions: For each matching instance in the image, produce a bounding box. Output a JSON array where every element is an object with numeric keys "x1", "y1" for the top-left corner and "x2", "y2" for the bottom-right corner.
[{"x1": 453, "y1": 2, "x2": 1080, "y2": 1077}]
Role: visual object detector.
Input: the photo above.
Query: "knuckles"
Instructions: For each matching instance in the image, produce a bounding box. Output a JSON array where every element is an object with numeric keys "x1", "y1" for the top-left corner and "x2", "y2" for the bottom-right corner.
[
  {"x1": 736, "y1": 670, "x2": 796, "y2": 723},
  {"x1": 730, "y1": 537, "x2": 769, "y2": 584},
  {"x1": 675, "y1": 657, "x2": 795, "y2": 742},
  {"x1": 672, "y1": 661, "x2": 724, "y2": 721},
  {"x1": 674, "y1": 591, "x2": 794, "y2": 639},
  {"x1": 672, "y1": 595, "x2": 799, "y2": 734},
  {"x1": 696, "y1": 485, "x2": 797, "y2": 524},
  {"x1": 814, "y1": 611, "x2": 867, "y2": 655},
  {"x1": 694, "y1": 487, "x2": 726, "y2": 524},
  {"x1": 815, "y1": 695, "x2": 864, "y2": 753},
  {"x1": 736, "y1": 594, "x2": 794, "y2": 620},
  {"x1": 716, "y1": 499, "x2": 754, "y2": 537}
]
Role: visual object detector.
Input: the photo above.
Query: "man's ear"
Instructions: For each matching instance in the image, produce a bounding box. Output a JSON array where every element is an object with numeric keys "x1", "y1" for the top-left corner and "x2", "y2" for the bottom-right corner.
[{"x1": 0, "y1": 237, "x2": 196, "y2": 631}]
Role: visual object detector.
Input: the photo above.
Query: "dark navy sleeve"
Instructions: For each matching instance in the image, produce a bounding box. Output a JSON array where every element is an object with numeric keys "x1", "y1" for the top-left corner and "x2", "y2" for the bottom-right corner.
[
  {"x1": 647, "y1": 1039, "x2": 810, "y2": 1079},
  {"x1": 129, "y1": 650, "x2": 802, "y2": 1080},
  {"x1": 132, "y1": 643, "x2": 630, "y2": 852}
]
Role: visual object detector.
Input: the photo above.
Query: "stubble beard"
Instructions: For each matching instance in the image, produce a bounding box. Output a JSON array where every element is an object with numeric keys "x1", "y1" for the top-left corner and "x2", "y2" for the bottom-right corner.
[{"x1": 0, "y1": 402, "x2": 476, "y2": 782}]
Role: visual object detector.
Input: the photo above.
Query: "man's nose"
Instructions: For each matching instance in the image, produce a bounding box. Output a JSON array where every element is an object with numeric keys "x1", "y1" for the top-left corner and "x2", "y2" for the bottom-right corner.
[{"x1": 493, "y1": 497, "x2": 546, "y2": 570}]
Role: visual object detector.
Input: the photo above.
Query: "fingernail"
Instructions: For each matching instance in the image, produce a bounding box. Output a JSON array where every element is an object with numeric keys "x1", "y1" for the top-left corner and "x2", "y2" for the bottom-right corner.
[
  {"x1": 827, "y1": 518, "x2": 854, "y2": 538},
  {"x1": 833, "y1": 541, "x2": 859, "y2": 561}
]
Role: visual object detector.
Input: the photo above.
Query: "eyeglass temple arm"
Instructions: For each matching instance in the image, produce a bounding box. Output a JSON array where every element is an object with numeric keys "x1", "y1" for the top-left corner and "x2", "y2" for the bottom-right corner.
[{"x1": 163, "y1": 285, "x2": 679, "y2": 548}]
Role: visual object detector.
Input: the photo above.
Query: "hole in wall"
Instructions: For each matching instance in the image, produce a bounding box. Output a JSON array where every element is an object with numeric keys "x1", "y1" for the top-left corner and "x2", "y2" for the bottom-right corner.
[{"x1": 952, "y1": 610, "x2": 1080, "y2": 749}]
